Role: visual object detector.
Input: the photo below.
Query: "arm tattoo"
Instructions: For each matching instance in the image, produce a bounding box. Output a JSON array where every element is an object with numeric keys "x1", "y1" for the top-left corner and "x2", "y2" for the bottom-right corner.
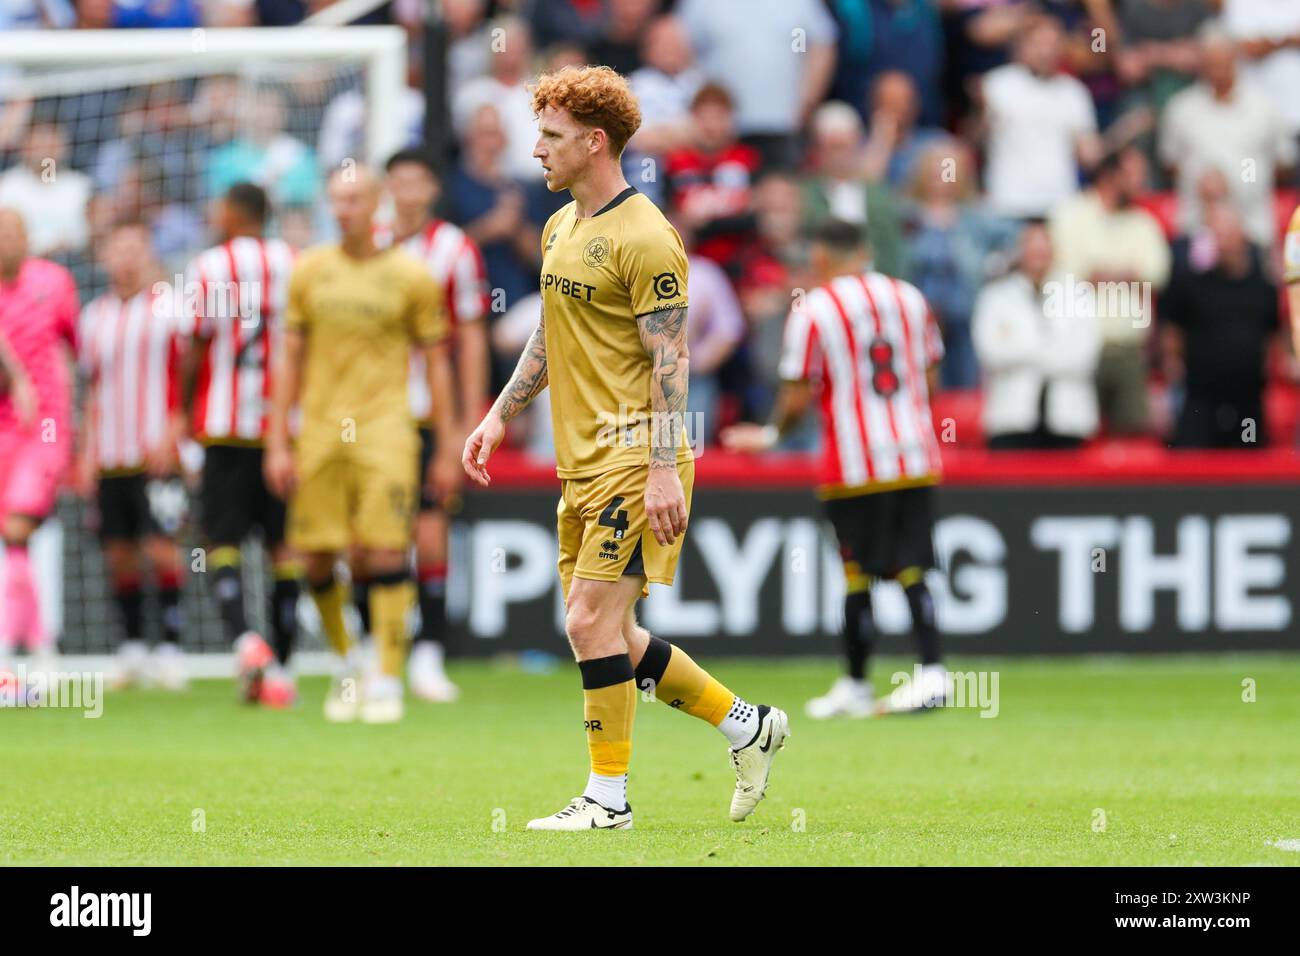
[
  {"x1": 492, "y1": 306, "x2": 548, "y2": 424},
  {"x1": 637, "y1": 306, "x2": 689, "y2": 467}
]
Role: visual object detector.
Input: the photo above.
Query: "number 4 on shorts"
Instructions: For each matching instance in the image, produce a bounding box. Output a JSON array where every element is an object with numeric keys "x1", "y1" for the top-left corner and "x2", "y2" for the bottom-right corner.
[{"x1": 599, "y1": 496, "x2": 630, "y2": 540}]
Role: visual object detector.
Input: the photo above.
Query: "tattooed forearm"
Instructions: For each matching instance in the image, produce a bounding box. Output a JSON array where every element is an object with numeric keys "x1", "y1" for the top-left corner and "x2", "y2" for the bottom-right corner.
[
  {"x1": 492, "y1": 308, "x2": 548, "y2": 424},
  {"x1": 637, "y1": 306, "x2": 689, "y2": 467}
]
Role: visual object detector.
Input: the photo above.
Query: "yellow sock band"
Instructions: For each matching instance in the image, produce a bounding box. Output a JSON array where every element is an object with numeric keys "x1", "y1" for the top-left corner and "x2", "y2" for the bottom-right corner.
[
  {"x1": 579, "y1": 655, "x2": 636, "y2": 777},
  {"x1": 209, "y1": 545, "x2": 241, "y2": 570},
  {"x1": 896, "y1": 565, "x2": 925, "y2": 588}
]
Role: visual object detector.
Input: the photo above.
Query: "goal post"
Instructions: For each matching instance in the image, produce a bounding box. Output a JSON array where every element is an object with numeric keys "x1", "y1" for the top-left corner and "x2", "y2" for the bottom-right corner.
[{"x1": 0, "y1": 26, "x2": 408, "y2": 168}]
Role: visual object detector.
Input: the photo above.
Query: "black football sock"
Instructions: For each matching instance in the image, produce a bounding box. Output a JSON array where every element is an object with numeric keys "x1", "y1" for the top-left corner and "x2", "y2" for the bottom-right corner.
[
  {"x1": 904, "y1": 580, "x2": 941, "y2": 667},
  {"x1": 414, "y1": 563, "x2": 447, "y2": 649},
  {"x1": 843, "y1": 588, "x2": 874, "y2": 681},
  {"x1": 352, "y1": 577, "x2": 372, "y2": 638},
  {"x1": 270, "y1": 565, "x2": 301, "y2": 665},
  {"x1": 112, "y1": 576, "x2": 144, "y2": 643},
  {"x1": 210, "y1": 547, "x2": 249, "y2": 642},
  {"x1": 157, "y1": 568, "x2": 183, "y2": 645}
]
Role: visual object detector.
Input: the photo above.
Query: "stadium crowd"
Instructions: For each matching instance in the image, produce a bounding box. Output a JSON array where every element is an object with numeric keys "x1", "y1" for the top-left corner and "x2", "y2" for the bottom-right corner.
[{"x1": 3, "y1": 0, "x2": 1300, "y2": 454}]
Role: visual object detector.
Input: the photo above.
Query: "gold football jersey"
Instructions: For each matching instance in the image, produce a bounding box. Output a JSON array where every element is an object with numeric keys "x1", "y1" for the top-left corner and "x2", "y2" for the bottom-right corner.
[
  {"x1": 285, "y1": 243, "x2": 446, "y2": 443},
  {"x1": 539, "y1": 187, "x2": 692, "y2": 478}
]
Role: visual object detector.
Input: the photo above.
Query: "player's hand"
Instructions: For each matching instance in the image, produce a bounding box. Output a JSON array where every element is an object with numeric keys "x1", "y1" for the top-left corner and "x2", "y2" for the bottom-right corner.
[
  {"x1": 645, "y1": 463, "x2": 687, "y2": 547},
  {"x1": 428, "y1": 447, "x2": 462, "y2": 504},
  {"x1": 720, "y1": 423, "x2": 777, "y2": 453},
  {"x1": 462, "y1": 412, "x2": 505, "y2": 488},
  {"x1": 263, "y1": 442, "x2": 297, "y2": 500}
]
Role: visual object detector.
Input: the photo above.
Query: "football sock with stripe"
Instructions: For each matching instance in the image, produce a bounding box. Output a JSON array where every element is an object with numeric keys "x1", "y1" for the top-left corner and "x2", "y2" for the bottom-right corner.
[
  {"x1": 842, "y1": 561, "x2": 874, "y2": 681},
  {"x1": 209, "y1": 547, "x2": 248, "y2": 641},
  {"x1": 270, "y1": 561, "x2": 301, "y2": 665},
  {"x1": 307, "y1": 573, "x2": 352, "y2": 657},
  {"x1": 579, "y1": 654, "x2": 636, "y2": 810},
  {"x1": 157, "y1": 568, "x2": 183, "y2": 645},
  {"x1": 368, "y1": 570, "x2": 413, "y2": 678},
  {"x1": 901, "y1": 573, "x2": 941, "y2": 667},
  {"x1": 634, "y1": 636, "x2": 759, "y2": 749}
]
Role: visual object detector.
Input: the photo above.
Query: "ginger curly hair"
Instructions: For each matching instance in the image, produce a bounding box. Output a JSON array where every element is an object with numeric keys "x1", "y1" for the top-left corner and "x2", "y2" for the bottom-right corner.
[{"x1": 530, "y1": 65, "x2": 642, "y2": 157}]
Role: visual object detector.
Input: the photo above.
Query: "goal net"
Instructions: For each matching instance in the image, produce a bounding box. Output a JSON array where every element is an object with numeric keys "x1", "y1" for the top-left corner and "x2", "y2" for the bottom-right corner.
[{"x1": 0, "y1": 27, "x2": 409, "y2": 656}]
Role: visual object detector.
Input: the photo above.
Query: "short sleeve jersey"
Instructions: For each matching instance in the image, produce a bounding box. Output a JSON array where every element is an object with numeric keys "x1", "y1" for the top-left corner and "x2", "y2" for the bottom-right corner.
[
  {"x1": 285, "y1": 244, "x2": 446, "y2": 443},
  {"x1": 538, "y1": 187, "x2": 692, "y2": 478}
]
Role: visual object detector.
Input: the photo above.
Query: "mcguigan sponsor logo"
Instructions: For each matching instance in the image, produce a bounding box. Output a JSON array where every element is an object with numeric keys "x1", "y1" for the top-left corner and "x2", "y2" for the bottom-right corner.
[{"x1": 50, "y1": 886, "x2": 151, "y2": 936}]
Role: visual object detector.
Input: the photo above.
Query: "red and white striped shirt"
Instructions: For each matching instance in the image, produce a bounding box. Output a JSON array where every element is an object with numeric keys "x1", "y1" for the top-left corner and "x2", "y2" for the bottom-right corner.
[
  {"x1": 778, "y1": 271, "x2": 944, "y2": 492},
  {"x1": 79, "y1": 286, "x2": 180, "y2": 472},
  {"x1": 182, "y1": 237, "x2": 295, "y2": 443},
  {"x1": 376, "y1": 219, "x2": 489, "y2": 421}
]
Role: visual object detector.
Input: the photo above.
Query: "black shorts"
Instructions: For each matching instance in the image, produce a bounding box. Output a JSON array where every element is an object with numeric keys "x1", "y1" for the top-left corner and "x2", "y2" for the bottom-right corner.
[
  {"x1": 200, "y1": 444, "x2": 286, "y2": 546},
  {"x1": 97, "y1": 474, "x2": 161, "y2": 542},
  {"x1": 824, "y1": 484, "x2": 937, "y2": 579}
]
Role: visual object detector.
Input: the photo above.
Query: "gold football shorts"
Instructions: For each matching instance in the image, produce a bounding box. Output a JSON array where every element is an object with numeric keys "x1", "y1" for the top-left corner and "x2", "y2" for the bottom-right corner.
[
  {"x1": 287, "y1": 428, "x2": 418, "y2": 553},
  {"x1": 556, "y1": 458, "x2": 695, "y2": 600}
]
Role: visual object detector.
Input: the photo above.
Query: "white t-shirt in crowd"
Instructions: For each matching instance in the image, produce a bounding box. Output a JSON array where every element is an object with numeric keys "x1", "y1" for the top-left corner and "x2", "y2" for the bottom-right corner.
[
  {"x1": 1223, "y1": 0, "x2": 1300, "y2": 134},
  {"x1": 0, "y1": 163, "x2": 91, "y2": 255},
  {"x1": 982, "y1": 63, "x2": 1097, "y2": 219},
  {"x1": 1159, "y1": 80, "x2": 1298, "y2": 245}
]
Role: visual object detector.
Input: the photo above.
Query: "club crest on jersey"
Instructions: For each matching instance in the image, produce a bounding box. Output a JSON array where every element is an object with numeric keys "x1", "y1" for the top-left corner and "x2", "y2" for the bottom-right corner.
[
  {"x1": 583, "y1": 235, "x2": 611, "y2": 267},
  {"x1": 652, "y1": 271, "x2": 680, "y2": 300}
]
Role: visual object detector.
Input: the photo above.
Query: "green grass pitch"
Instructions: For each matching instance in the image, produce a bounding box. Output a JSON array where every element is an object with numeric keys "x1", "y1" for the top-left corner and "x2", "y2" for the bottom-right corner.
[{"x1": 2, "y1": 655, "x2": 1298, "y2": 866}]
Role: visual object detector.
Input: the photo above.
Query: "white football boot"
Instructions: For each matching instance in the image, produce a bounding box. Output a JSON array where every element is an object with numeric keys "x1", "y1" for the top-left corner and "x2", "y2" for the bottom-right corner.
[
  {"x1": 151, "y1": 643, "x2": 189, "y2": 691},
  {"x1": 880, "y1": 664, "x2": 952, "y2": 714},
  {"x1": 805, "y1": 676, "x2": 874, "y2": 719},
  {"x1": 323, "y1": 667, "x2": 361, "y2": 723},
  {"x1": 729, "y1": 705, "x2": 790, "y2": 822},
  {"x1": 408, "y1": 641, "x2": 459, "y2": 702},
  {"x1": 110, "y1": 640, "x2": 150, "y2": 690},
  {"x1": 360, "y1": 674, "x2": 405, "y2": 724},
  {"x1": 526, "y1": 796, "x2": 633, "y2": 831}
]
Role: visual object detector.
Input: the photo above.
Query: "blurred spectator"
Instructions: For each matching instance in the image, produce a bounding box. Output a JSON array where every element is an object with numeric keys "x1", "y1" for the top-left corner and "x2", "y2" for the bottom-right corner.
[
  {"x1": 1162, "y1": 204, "x2": 1279, "y2": 449},
  {"x1": 902, "y1": 138, "x2": 1017, "y2": 389},
  {"x1": 678, "y1": 0, "x2": 838, "y2": 169},
  {"x1": 0, "y1": 120, "x2": 91, "y2": 256},
  {"x1": 861, "y1": 70, "x2": 946, "y2": 190},
  {"x1": 111, "y1": 0, "x2": 199, "y2": 28},
  {"x1": 453, "y1": 15, "x2": 544, "y2": 182},
  {"x1": 1050, "y1": 146, "x2": 1170, "y2": 434},
  {"x1": 1159, "y1": 29, "x2": 1297, "y2": 248},
  {"x1": 979, "y1": 13, "x2": 1101, "y2": 219},
  {"x1": 446, "y1": 103, "x2": 547, "y2": 343},
  {"x1": 799, "y1": 101, "x2": 905, "y2": 279},
  {"x1": 588, "y1": 0, "x2": 658, "y2": 77},
  {"x1": 319, "y1": 73, "x2": 424, "y2": 173},
  {"x1": 526, "y1": 0, "x2": 604, "y2": 51},
  {"x1": 444, "y1": 0, "x2": 493, "y2": 91},
  {"x1": 0, "y1": 0, "x2": 75, "y2": 28},
  {"x1": 1110, "y1": 0, "x2": 1210, "y2": 115},
  {"x1": 684, "y1": 251, "x2": 746, "y2": 445},
  {"x1": 665, "y1": 83, "x2": 762, "y2": 269},
  {"x1": 973, "y1": 221, "x2": 1102, "y2": 450},
  {"x1": 830, "y1": 0, "x2": 945, "y2": 130},
  {"x1": 628, "y1": 15, "x2": 703, "y2": 156},
  {"x1": 206, "y1": 88, "x2": 319, "y2": 208},
  {"x1": 1223, "y1": 0, "x2": 1300, "y2": 136},
  {"x1": 94, "y1": 82, "x2": 202, "y2": 209},
  {"x1": 74, "y1": 0, "x2": 113, "y2": 26}
]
